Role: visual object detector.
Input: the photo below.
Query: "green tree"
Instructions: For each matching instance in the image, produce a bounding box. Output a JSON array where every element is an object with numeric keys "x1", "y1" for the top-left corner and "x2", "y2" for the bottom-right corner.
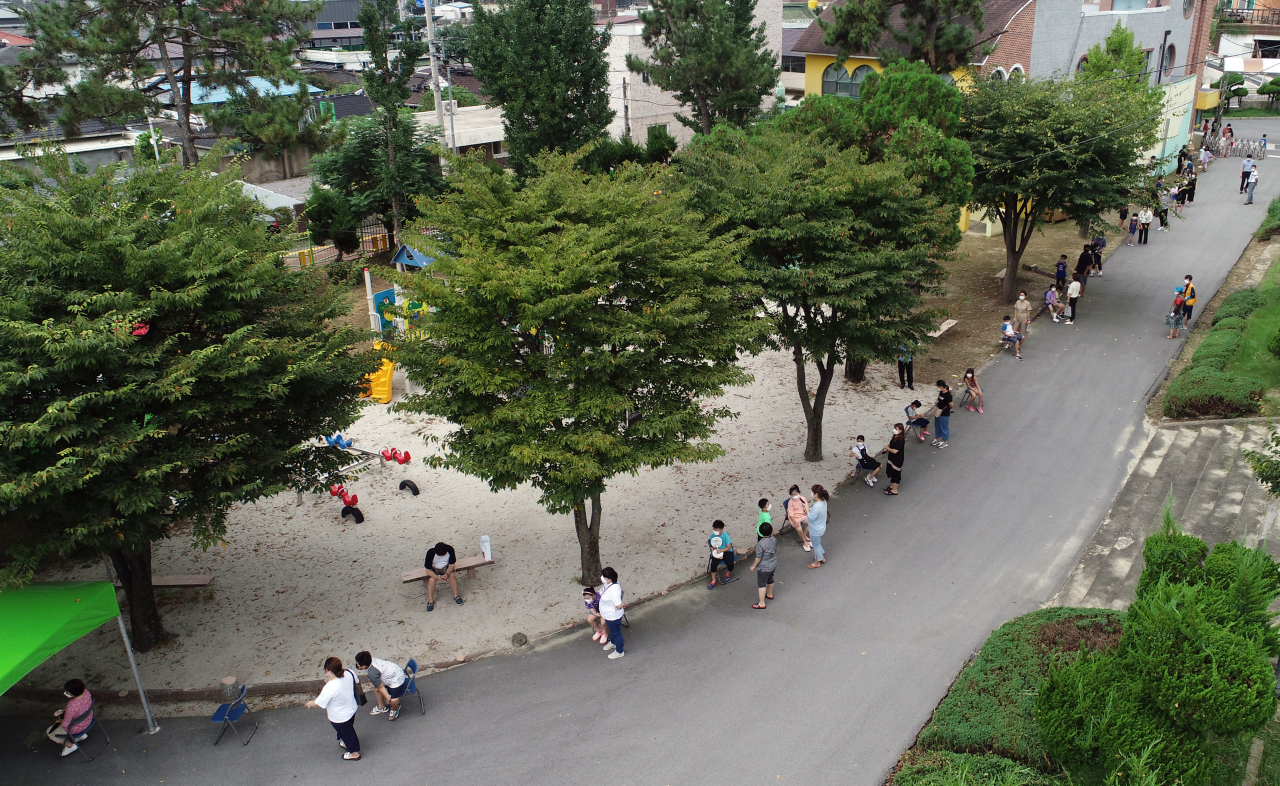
[
  {"x1": 820, "y1": 0, "x2": 999, "y2": 73},
  {"x1": 391, "y1": 149, "x2": 766, "y2": 582},
  {"x1": 677, "y1": 122, "x2": 956, "y2": 461},
  {"x1": 469, "y1": 0, "x2": 615, "y2": 178},
  {"x1": 309, "y1": 114, "x2": 446, "y2": 241},
  {"x1": 1076, "y1": 21, "x2": 1151, "y2": 85},
  {"x1": 437, "y1": 22, "x2": 472, "y2": 64},
  {"x1": 625, "y1": 0, "x2": 779, "y2": 136},
  {"x1": 960, "y1": 76, "x2": 1159, "y2": 302},
  {"x1": 205, "y1": 87, "x2": 336, "y2": 158},
  {"x1": 22, "y1": 0, "x2": 316, "y2": 166},
  {"x1": 1211, "y1": 72, "x2": 1250, "y2": 111},
  {"x1": 418, "y1": 85, "x2": 484, "y2": 112},
  {"x1": 358, "y1": 0, "x2": 429, "y2": 242},
  {"x1": 304, "y1": 184, "x2": 363, "y2": 259},
  {"x1": 1258, "y1": 76, "x2": 1280, "y2": 110},
  {"x1": 0, "y1": 150, "x2": 374, "y2": 650}
]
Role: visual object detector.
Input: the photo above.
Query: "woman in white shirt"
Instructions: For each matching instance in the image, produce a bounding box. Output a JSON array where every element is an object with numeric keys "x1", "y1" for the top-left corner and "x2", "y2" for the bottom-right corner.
[
  {"x1": 305, "y1": 656, "x2": 361, "y2": 760},
  {"x1": 598, "y1": 568, "x2": 627, "y2": 660}
]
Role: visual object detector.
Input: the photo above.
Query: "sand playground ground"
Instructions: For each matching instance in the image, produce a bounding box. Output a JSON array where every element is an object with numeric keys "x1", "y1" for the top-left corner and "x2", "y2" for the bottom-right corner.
[{"x1": 19, "y1": 348, "x2": 978, "y2": 703}]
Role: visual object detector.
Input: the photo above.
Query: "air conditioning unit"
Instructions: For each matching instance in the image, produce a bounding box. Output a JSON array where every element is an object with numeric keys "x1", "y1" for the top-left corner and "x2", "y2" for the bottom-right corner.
[{"x1": 443, "y1": 100, "x2": 459, "y2": 115}]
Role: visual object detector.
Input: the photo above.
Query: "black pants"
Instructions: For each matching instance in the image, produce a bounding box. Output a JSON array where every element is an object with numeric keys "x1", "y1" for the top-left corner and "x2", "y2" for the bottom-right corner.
[
  {"x1": 710, "y1": 551, "x2": 735, "y2": 574},
  {"x1": 331, "y1": 717, "x2": 360, "y2": 753},
  {"x1": 1068, "y1": 296, "x2": 1079, "y2": 321},
  {"x1": 1138, "y1": 224, "x2": 1149, "y2": 244},
  {"x1": 897, "y1": 360, "x2": 913, "y2": 388},
  {"x1": 1158, "y1": 209, "x2": 1168, "y2": 228},
  {"x1": 1242, "y1": 171, "x2": 1251, "y2": 192}
]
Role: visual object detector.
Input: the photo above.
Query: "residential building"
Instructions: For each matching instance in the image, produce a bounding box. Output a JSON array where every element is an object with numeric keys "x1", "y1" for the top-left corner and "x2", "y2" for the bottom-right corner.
[
  {"x1": 0, "y1": 118, "x2": 134, "y2": 171},
  {"x1": 304, "y1": 0, "x2": 366, "y2": 49},
  {"x1": 413, "y1": 103, "x2": 506, "y2": 161},
  {"x1": 780, "y1": 1, "x2": 818, "y2": 99}
]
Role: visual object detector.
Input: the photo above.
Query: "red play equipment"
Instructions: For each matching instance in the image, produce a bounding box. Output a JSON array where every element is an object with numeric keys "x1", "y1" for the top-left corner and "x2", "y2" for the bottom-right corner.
[
  {"x1": 329, "y1": 484, "x2": 358, "y2": 507},
  {"x1": 379, "y1": 447, "x2": 411, "y2": 465}
]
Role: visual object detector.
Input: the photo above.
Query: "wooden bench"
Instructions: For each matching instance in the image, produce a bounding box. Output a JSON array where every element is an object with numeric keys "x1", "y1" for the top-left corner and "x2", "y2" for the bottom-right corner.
[
  {"x1": 928, "y1": 319, "x2": 958, "y2": 338},
  {"x1": 116, "y1": 575, "x2": 213, "y2": 602},
  {"x1": 401, "y1": 555, "x2": 496, "y2": 587}
]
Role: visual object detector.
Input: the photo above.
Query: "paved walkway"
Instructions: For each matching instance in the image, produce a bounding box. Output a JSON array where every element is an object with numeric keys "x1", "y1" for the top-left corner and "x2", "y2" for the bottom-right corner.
[{"x1": 5, "y1": 118, "x2": 1280, "y2": 786}]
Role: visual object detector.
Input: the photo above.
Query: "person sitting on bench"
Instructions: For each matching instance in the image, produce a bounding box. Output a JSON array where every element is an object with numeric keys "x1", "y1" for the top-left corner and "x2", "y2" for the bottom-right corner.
[{"x1": 423, "y1": 542, "x2": 464, "y2": 612}]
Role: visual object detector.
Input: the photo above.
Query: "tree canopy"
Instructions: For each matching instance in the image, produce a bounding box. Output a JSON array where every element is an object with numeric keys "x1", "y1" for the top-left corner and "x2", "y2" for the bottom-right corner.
[
  {"x1": 22, "y1": 0, "x2": 315, "y2": 166},
  {"x1": 626, "y1": 0, "x2": 779, "y2": 135},
  {"x1": 204, "y1": 87, "x2": 335, "y2": 158},
  {"x1": 391, "y1": 149, "x2": 766, "y2": 581},
  {"x1": 0, "y1": 150, "x2": 373, "y2": 650},
  {"x1": 469, "y1": 0, "x2": 615, "y2": 178},
  {"x1": 820, "y1": 0, "x2": 1000, "y2": 74}
]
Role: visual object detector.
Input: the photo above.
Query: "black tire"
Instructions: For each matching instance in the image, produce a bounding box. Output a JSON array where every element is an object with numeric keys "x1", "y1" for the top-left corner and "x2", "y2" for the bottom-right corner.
[
  {"x1": 341, "y1": 505, "x2": 364, "y2": 524},
  {"x1": 398, "y1": 480, "x2": 420, "y2": 496}
]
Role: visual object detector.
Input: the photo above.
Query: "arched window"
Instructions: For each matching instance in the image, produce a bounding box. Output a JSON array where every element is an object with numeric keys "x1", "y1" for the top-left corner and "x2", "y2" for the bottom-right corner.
[
  {"x1": 821, "y1": 63, "x2": 874, "y2": 98},
  {"x1": 1010, "y1": 65, "x2": 1024, "y2": 78},
  {"x1": 990, "y1": 68, "x2": 1006, "y2": 81},
  {"x1": 1076, "y1": 56, "x2": 1088, "y2": 73},
  {"x1": 1163, "y1": 44, "x2": 1176, "y2": 78}
]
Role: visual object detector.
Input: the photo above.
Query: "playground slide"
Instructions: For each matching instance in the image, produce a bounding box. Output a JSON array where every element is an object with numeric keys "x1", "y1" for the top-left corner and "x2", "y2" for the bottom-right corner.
[{"x1": 362, "y1": 358, "x2": 395, "y2": 404}]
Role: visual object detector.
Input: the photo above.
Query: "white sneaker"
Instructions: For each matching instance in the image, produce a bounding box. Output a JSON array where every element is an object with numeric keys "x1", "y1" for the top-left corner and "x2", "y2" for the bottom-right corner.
[
  {"x1": 931, "y1": 439, "x2": 940, "y2": 446},
  {"x1": 370, "y1": 706, "x2": 388, "y2": 715},
  {"x1": 61, "y1": 744, "x2": 79, "y2": 758},
  {"x1": 608, "y1": 651, "x2": 624, "y2": 659},
  {"x1": 802, "y1": 543, "x2": 812, "y2": 552},
  {"x1": 603, "y1": 641, "x2": 615, "y2": 651},
  {"x1": 865, "y1": 477, "x2": 874, "y2": 487}
]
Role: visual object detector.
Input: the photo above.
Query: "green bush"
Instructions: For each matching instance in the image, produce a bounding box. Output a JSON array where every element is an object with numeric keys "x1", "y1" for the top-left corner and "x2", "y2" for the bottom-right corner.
[
  {"x1": 1162, "y1": 366, "x2": 1262, "y2": 419},
  {"x1": 1257, "y1": 194, "x2": 1280, "y2": 240},
  {"x1": 1268, "y1": 328, "x2": 1280, "y2": 359},
  {"x1": 1134, "y1": 506, "x2": 1208, "y2": 597},
  {"x1": 1210, "y1": 316, "x2": 1247, "y2": 333},
  {"x1": 894, "y1": 750, "x2": 1067, "y2": 786},
  {"x1": 918, "y1": 607, "x2": 1123, "y2": 767},
  {"x1": 1214, "y1": 289, "x2": 1266, "y2": 323},
  {"x1": 1201, "y1": 541, "x2": 1280, "y2": 655},
  {"x1": 1190, "y1": 329, "x2": 1242, "y2": 370}
]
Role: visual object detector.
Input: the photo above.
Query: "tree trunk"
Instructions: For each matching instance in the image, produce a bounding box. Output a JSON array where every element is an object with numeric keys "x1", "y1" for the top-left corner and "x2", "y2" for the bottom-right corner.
[
  {"x1": 794, "y1": 345, "x2": 836, "y2": 462},
  {"x1": 844, "y1": 358, "x2": 868, "y2": 383},
  {"x1": 1000, "y1": 195, "x2": 1033, "y2": 303},
  {"x1": 386, "y1": 111, "x2": 400, "y2": 247},
  {"x1": 573, "y1": 493, "x2": 603, "y2": 586},
  {"x1": 154, "y1": 32, "x2": 198, "y2": 167},
  {"x1": 110, "y1": 547, "x2": 173, "y2": 653}
]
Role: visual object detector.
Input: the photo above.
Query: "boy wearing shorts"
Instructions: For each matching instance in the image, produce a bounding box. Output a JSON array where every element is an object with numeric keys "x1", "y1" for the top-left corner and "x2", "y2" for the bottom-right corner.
[
  {"x1": 751, "y1": 523, "x2": 777, "y2": 609},
  {"x1": 355, "y1": 651, "x2": 407, "y2": 720},
  {"x1": 707, "y1": 520, "x2": 737, "y2": 588}
]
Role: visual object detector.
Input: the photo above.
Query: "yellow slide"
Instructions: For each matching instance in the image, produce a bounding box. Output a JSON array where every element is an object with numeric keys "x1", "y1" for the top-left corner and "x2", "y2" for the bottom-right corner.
[{"x1": 361, "y1": 341, "x2": 395, "y2": 404}]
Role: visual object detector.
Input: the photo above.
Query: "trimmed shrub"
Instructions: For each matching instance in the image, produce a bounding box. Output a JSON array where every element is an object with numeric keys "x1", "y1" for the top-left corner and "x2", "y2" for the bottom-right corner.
[
  {"x1": 894, "y1": 751, "x2": 1065, "y2": 786},
  {"x1": 1257, "y1": 194, "x2": 1280, "y2": 240},
  {"x1": 1189, "y1": 329, "x2": 1242, "y2": 370},
  {"x1": 1134, "y1": 506, "x2": 1209, "y2": 597},
  {"x1": 1214, "y1": 288, "x2": 1265, "y2": 324},
  {"x1": 1162, "y1": 366, "x2": 1262, "y2": 418},
  {"x1": 1210, "y1": 316, "x2": 1247, "y2": 333},
  {"x1": 1268, "y1": 328, "x2": 1280, "y2": 359},
  {"x1": 1202, "y1": 541, "x2": 1280, "y2": 655},
  {"x1": 918, "y1": 608, "x2": 1123, "y2": 767}
]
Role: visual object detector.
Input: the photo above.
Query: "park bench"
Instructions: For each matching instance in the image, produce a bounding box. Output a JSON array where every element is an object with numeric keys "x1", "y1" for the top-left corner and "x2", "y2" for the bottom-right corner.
[
  {"x1": 116, "y1": 575, "x2": 213, "y2": 602},
  {"x1": 927, "y1": 319, "x2": 958, "y2": 338},
  {"x1": 401, "y1": 554, "x2": 496, "y2": 588}
]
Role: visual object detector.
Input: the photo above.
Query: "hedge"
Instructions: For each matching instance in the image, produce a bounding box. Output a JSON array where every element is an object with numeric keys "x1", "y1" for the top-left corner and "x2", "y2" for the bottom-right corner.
[
  {"x1": 1189, "y1": 329, "x2": 1242, "y2": 370},
  {"x1": 1257, "y1": 194, "x2": 1280, "y2": 240},
  {"x1": 1162, "y1": 366, "x2": 1262, "y2": 418},
  {"x1": 1210, "y1": 316, "x2": 1247, "y2": 333},
  {"x1": 1213, "y1": 289, "x2": 1266, "y2": 324},
  {"x1": 894, "y1": 751, "x2": 1067, "y2": 786},
  {"x1": 917, "y1": 607, "x2": 1123, "y2": 767}
]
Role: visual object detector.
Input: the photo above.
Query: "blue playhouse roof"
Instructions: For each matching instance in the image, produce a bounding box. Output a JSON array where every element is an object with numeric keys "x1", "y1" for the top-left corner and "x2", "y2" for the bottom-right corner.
[
  {"x1": 392, "y1": 244, "x2": 434, "y2": 269},
  {"x1": 158, "y1": 77, "x2": 323, "y2": 107}
]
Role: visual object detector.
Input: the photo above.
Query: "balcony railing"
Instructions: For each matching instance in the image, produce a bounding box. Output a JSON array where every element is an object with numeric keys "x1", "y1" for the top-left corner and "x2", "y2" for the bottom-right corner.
[{"x1": 1222, "y1": 8, "x2": 1280, "y2": 26}]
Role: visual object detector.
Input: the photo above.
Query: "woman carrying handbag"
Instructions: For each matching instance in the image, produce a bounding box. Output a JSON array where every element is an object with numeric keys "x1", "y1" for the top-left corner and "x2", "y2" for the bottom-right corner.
[{"x1": 306, "y1": 656, "x2": 363, "y2": 760}]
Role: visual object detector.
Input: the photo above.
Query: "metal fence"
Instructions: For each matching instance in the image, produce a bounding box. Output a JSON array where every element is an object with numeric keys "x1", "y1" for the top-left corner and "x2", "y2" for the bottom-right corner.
[
  {"x1": 1221, "y1": 8, "x2": 1280, "y2": 26},
  {"x1": 1204, "y1": 135, "x2": 1267, "y2": 159},
  {"x1": 285, "y1": 215, "x2": 391, "y2": 269}
]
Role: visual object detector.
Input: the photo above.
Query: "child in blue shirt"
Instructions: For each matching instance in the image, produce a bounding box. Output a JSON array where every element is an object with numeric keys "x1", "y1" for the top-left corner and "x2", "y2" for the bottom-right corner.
[
  {"x1": 1055, "y1": 255, "x2": 1068, "y2": 289},
  {"x1": 707, "y1": 520, "x2": 737, "y2": 588}
]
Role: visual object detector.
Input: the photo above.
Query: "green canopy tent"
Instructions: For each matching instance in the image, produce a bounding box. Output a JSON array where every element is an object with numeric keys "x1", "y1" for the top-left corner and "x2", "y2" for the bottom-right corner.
[{"x1": 0, "y1": 581, "x2": 158, "y2": 731}]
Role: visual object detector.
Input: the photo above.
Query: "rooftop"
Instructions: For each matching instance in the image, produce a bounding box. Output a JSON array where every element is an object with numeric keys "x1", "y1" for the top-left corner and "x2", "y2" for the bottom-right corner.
[{"x1": 156, "y1": 76, "x2": 324, "y2": 107}]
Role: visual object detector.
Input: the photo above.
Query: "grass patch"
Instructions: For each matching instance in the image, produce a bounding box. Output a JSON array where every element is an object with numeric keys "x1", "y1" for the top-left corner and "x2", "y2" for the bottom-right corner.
[
  {"x1": 916, "y1": 607, "x2": 1124, "y2": 768},
  {"x1": 893, "y1": 750, "x2": 1069, "y2": 786},
  {"x1": 1222, "y1": 107, "x2": 1280, "y2": 118},
  {"x1": 1226, "y1": 275, "x2": 1280, "y2": 414},
  {"x1": 1259, "y1": 193, "x2": 1280, "y2": 241},
  {"x1": 1254, "y1": 715, "x2": 1280, "y2": 786}
]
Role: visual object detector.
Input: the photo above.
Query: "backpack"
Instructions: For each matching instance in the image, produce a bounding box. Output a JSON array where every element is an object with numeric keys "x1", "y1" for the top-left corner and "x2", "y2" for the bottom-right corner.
[{"x1": 1174, "y1": 295, "x2": 1185, "y2": 307}]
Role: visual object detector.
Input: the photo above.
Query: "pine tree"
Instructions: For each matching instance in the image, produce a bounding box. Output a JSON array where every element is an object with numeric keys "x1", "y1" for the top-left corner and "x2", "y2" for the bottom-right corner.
[
  {"x1": 469, "y1": 0, "x2": 614, "y2": 178},
  {"x1": 391, "y1": 149, "x2": 766, "y2": 582},
  {"x1": 626, "y1": 0, "x2": 779, "y2": 136},
  {"x1": 0, "y1": 150, "x2": 374, "y2": 650}
]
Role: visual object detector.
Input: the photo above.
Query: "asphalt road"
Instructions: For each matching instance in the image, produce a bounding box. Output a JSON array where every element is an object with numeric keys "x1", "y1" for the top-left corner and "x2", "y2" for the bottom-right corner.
[{"x1": 5, "y1": 118, "x2": 1279, "y2": 786}]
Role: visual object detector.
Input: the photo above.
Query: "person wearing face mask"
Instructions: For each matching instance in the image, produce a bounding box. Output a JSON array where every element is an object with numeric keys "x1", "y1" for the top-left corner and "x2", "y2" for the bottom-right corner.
[
  {"x1": 963, "y1": 368, "x2": 983, "y2": 413},
  {"x1": 849, "y1": 434, "x2": 882, "y2": 486},
  {"x1": 47, "y1": 679, "x2": 93, "y2": 757},
  {"x1": 880, "y1": 423, "x2": 906, "y2": 495},
  {"x1": 1013, "y1": 290, "x2": 1032, "y2": 337},
  {"x1": 1181, "y1": 275, "x2": 1197, "y2": 325},
  {"x1": 932, "y1": 380, "x2": 952, "y2": 448},
  {"x1": 598, "y1": 567, "x2": 626, "y2": 659},
  {"x1": 806, "y1": 485, "x2": 829, "y2": 569}
]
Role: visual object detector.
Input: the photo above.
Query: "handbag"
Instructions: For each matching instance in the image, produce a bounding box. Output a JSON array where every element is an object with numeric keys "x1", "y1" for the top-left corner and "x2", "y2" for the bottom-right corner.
[{"x1": 348, "y1": 670, "x2": 367, "y2": 707}]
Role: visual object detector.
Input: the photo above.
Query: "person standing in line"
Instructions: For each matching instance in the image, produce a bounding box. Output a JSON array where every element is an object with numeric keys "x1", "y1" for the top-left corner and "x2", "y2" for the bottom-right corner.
[
  {"x1": 1156, "y1": 189, "x2": 1171, "y2": 232},
  {"x1": 850, "y1": 435, "x2": 883, "y2": 486},
  {"x1": 750, "y1": 523, "x2": 778, "y2": 609},
  {"x1": 1177, "y1": 146, "x2": 1187, "y2": 175},
  {"x1": 599, "y1": 567, "x2": 626, "y2": 659},
  {"x1": 1183, "y1": 158, "x2": 1194, "y2": 178},
  {"x1": 1118, "y1": 204, "x2": 1129, "y2": 231},
  {"x1": 896, "y1": 345, "x2": 914, "y2": 390},
  {"x1": 783, "y1": 485, "x2": 811, "y2": 551},
  {"x1": 1014, "y1": 290, "x2": 1033, "y2": 338},
  {"x1": 1199, "y1": 145, "x2": 1214, "y2": 172},
  {"x1": 756, "y1": 498, "x2": 772, "y2": 541},
  {"x1": 706, "y1": 519, "x2": 737, "y2": 588},
  {"x1": 904, "y1": 401, "x2": 931, "y2": 442},
  {"x1": 1046, "y1": 285, "x2": 1066, "y2": 322},
  {"x1": 1166, "y1": 286, "x2": 1187, "y2": 339},
  {"x1": 1225, "y1": 123, "x2": 1235, "y2": 152},
  {"x1": 422, "y1": 541, "x2": 463, "y2": 611},
  {"x1": 806, "y1": 485, "x2": 829, "y2": 569},
  {"x1": 46, "y1": 679, "x2": 93, "y2": 757},
  {"x1": 932, "y1": 380, "x2": 953, "y2": 448},
  {"x1": 1075, "y1": 245, "x2": 1092, "y2": 291},
  {"x1": 354, "y1": 651, "x2": 406, "y2": 721},
  {"x1": 1182, "y1": 275, "x2": 1198, "y2": 325},
  {"x1": 1126, "y1": 213, "x2": 1139, "y2": 246},
  {"x1": 1173, "y1": 182, "x2": 1187, "y2": 218},
  {"x1": 1137, "y1": 207, "x2": 1153, "y2": 245},
  {"x1": 881, "y1": 424, "x2": 906, "y2": 496},
  {"x1": 1246, "y1": 165, "x2": 1259, "y2": 205},
  {"x1": 1242, "y1": 155, "x2": 1256, "y2": 194},
  {"x1": 1185, "y1": 172, "x2": 1198, "y2": 203},
  {"x1": 1089, "y1": 239, "x2": 1105, "y2": 277},
  {"x1": 1055, "y1": 254, "x2": 1069, "y2": 288},
  {"x1": 1066, "y1": 274, "x2": 1082, "y2": 325},
  {"x1": 306, "y1": 657, "x2": 361, "y2": 761},
  {"x1": 963, "y1": 368, "x2": 983, "y2": 413}
]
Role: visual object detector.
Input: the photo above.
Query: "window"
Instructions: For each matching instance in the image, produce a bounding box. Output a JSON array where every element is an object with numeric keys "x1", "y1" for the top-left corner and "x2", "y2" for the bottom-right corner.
[
  {"x1": 939, "y1": 72, "x2": 955, "y2": 86},
  {"x1": 1076, "y1": 56, "x2": 1088, "y2": 73},
  {"x1": 349, "y1": 21, "x2": 361, "y2": 28},
  {"x1": 1010, "y1": 65, "x2": 1024, "y2": 77},
  {"x1": 990, "y1": 68, "x2": 1006, "y2": 81},
  {"x1": 782, "y1": 55, "x2": 806, "y2": 73},
  {"x1": 1183, "y1": 0, "x2": 1194, "y2": 18},
  {"x1": 333, "y1": 21, "x2": 349, "y2": 29},
  {"x1": 1163, "y1": 44, "x2": 1175, "y2": 78},
  {"x1": 317, "y1": 22, "x2": 333, "y2": 29},
  {"x1": 820, "y1": 63, "x2": 873, "y2": 98},
  {"x1": 641, "y1": 71, "x2": 650, "y2": 84}
]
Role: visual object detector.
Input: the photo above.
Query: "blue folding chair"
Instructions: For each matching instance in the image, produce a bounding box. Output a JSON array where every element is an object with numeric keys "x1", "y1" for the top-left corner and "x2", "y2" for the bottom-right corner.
[
  {"x1": 64, "y1": 702, "x2": 110, "y2": 761},
  {"x1": 211, "y1": 684, "x2": 258, "y2": 745},
  {"x1": 403, "y1": 659, "x2": 426, "y2": 715}
]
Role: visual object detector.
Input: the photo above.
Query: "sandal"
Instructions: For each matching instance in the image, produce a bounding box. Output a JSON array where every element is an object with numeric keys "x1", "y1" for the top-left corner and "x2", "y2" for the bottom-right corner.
[
  {"x1": 752, "y1": 603, "x2": 766, "y2": 610},
  {"x1": 884, "y1": 489, "x2": 898, "y2": 496},
  {"x1": 343, "y1": 753, "x2": 361, "y2": 760},
  {"x1": 706, "y1": 581, "x2": 717, "y2": 590},
  {"x1": 807, "y1": 562, "x2": 822, "y2": 569},
  {"x1": 766, "y1": 594, "x2": 775, "y2": 600}
]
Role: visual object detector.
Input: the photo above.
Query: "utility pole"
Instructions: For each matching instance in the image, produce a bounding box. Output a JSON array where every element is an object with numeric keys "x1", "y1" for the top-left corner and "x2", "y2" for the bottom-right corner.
[
  {"x1": 446, "y1": 60, "x2": 458, "y2": 152},
  {"x1": 424, "y1": 0, "x2": 445, "y2": 135},
  {"x1": 622, "y1": 78, "x2": 630, "y2": 138}
]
